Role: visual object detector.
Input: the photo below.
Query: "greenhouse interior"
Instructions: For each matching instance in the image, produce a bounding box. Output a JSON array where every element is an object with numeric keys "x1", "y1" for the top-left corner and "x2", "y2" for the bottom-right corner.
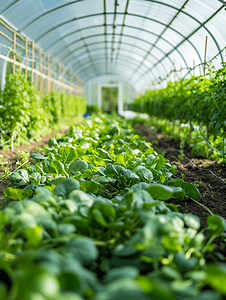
[{"x1": 0, "y1": 1, "x2": 226, "y2": 299}]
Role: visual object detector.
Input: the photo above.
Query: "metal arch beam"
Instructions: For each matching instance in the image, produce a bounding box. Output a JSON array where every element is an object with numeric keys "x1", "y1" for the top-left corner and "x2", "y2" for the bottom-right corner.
[
  {"x1": 19, "y1": 0, "x2": 221, "y2": 60},
  {"x1": 55, "y1": 33, "x2": 175, "y2": 70},
  {"x1": 136, "y1": 5, "x2": 225, "y2": 84},
  {"x1": 103, "y1": 0, "x2": 108, "y2": 73},
  {"x1": 44, "y1": 23, "x2": 188, "y2": 71},
  {"x1": 76, "y1": 58, "x2": 161, "y2": 81},
  {"x1": 32, "y1": 11, "x2": 203, "y2": 71},
  {"x1": 71, "y1": 53, "x2": 160, "y2": 77},
  {"x1": 85, "y1": 74, "x2": 137, "y2": 90},
  {"x1": 78, "y1": 63, "x2": 144, "y2": 83},
  {"x1": 65, "y1": 42, "x2": 169, "y2": 74},
  {"x1": 81, "y1": 70, "x2": 143, "y2": 88},
  {"x1": 128, "y1": 0, "x2": 191, "y2": 80},
  {"x1": 129, "y1": 0, "x2": 224, "y2": 78},
  {"x1": 62, "y1": 40, "x2": 171, "y2": 82},
  {"x1": 0, "y1": 0, "x2": 20, "y2": 14},
  {"x1": 33, "y1": 11, "x2": 202, "y2": 63},
  {"x1": 111, "y1": 0, "x2": 130, "y2": 73}
]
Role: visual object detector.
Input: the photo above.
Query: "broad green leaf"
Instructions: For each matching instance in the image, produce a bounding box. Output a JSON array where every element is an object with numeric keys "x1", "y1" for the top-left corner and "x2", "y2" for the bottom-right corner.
[
  {"x1": 205, "y1": 264, "x2": 226, "y2": 294},
  {"x1": 68, "y1": 190, "x2": 93, "y2": 206},
  {"x1": 13, "y1": 212, "x2": 37, "y2": 229},
  {"x1": 30, "y1": 153, "x2": 46, "y2": 160},
  {"x1": 80, "y1": 166, "x2": 99, "y2": 179},
  {"x1": 173, "y1": 252, "x2": 198, "y2": 271},
  {"x1": 207, "y1": 215, "x2": 226, "y2": 234},
  {"x1": 24, "y1": 225, "x2": 43, "y2": 248},
  {"x1": 80, "y1": 180, "x2": 99, "y2": 193},
  {"x1": 161, "y1": 266, "x2": 181, "y2": 280},
  {"x1": 49, "y1": 137, "x2": 58, "y2": 147},
  {"x1": 59, "y1": 146, "x2": 77, "y2": 164},
  {"x1": 67, "y1": 237, "x2": 98, "y2": 265},
  {"x1": 29, "y1": 172, "x2": 42, "y2": 185},
  {"x1": 155, "y1": 155, "x2": 165, "y2": 171},
  {"x1": 147, "y1": 184, "x2": 174, "y2": 200},
  {"x1": 69, "y1": 160, "x2": 88, "y2": 174},
  {"x1": 49, "y1": 161, "x2": 64, "y2": 174},
  {"x1": 135, "y1": 166, "x2": 153, "y2": 182},
  {"x1": 9, "y1": 169, "x2": 29, "y2": 186},
  {"x1": 53, "y1": 178, "x2": 80, "y2": 199},
  {"x1": 4, "y1": 187, "x2": 33, "y2": 200},
  {"x1": 58, "y1": 224, "x2": 76, "y2": 235},
  {"x1": 105, "y1": 266, "x2": 139, "y2": 283},
  {"x1": 116, "y1": 153, "x2": 127, "y2": 166},
  {"x1": 183, "y1": 214, "x2": 200, "y2": 230},
  {"x1": 180, "y1": 181, "x2": 200, "y2": 200}
]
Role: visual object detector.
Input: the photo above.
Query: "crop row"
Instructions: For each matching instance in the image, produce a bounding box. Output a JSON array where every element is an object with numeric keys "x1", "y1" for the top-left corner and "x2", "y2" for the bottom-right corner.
[
  {"x1": 1, "y1": 114, "x2": 226, "y2": 299},
  {"x1": 0, "y1": 72, "x2": 86, "y2": 145},
  {"x1": 133, "y1": 63, "x2": 226, "y2": 157}
]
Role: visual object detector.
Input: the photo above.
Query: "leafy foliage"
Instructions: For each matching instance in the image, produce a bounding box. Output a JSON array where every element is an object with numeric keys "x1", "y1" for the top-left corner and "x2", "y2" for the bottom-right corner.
[{"x1": 0, "y1": 114, "x2": 225, "y2": 299}]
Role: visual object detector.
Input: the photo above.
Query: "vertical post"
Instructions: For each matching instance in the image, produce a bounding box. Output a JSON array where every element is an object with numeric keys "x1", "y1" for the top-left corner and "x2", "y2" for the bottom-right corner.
[
  {"x1": 32, "y1": 40, "x2": 34, "y2": 83},
  {"x1": 204, "y1": 36, "x2": 208, "y2": 76},
  {"x1": 40, "y1": 51, "x2": 43, "y2": 95},
  {"x1": 223, "y1": 121, "x2": 225, "y2": 164},
  {"x1": 48, "y1": 55, "x2": 50, "y2": 93},
  {"x1": 193, "y1": 59, "x2": 195, "y2": 76},
  {"x1": 13, "y1": 31, "x2": 16, "y2": 75},
  {"x1": 118, "y1": 84, "x2": 123, "y2": 115},
  {"x1": 25, "y1": 39, "x2": 28, "y2": 80},
  {"x1": 173, "y1": 60, "x2": 176, "y2": 81},
  {"x1": 98, "y1": 84, "x2": 102, "y2": 108}
]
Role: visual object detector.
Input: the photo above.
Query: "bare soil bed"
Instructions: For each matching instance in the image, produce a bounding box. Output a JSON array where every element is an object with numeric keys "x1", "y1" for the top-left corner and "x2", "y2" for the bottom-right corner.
[{"x1": 134, "y1": 123, "x2": 226, "y2": 262}]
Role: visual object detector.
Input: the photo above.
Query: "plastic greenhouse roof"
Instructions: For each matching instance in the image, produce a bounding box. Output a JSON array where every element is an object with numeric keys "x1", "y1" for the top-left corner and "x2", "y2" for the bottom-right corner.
[{"x1": 0, "y1": 0, "x2": 225, "y2": 91}]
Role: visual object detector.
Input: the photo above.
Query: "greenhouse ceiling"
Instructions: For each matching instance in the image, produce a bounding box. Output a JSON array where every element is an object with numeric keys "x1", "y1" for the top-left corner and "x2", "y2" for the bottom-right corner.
[{"x1": 0, "y1": 0, "x2": 225, "y2": 91}]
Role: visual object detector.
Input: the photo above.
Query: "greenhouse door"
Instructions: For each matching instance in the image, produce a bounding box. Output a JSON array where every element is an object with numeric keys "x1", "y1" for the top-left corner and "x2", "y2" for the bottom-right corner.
[{"x1": 98, "y1": 84, "x2": 123, "y2": 114}]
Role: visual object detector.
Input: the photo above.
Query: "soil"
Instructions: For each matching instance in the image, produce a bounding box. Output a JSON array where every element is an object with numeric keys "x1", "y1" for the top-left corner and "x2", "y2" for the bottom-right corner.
[{"x1": 133, "y1": 123, "x2": 226, "y2": 261}]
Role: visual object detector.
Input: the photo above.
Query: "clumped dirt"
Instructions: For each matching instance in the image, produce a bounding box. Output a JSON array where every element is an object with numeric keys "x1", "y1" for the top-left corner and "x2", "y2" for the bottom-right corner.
[
  {"x1": 0, "y1": 127, "x2": 68, "y2": 201},
  {"x1": 134, "y1": 123, "x2": 226, "y2": 261}
]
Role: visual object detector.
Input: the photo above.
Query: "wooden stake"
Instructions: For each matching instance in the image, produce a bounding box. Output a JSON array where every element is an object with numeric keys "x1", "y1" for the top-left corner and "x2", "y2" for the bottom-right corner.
[
  {"x1": 32, "y1": 40, "x2": 34, "y2": 83},
  {"x1": 11, "y1": 135, "x2": 14, "y2": 151},
  {"x1": 13, "y1": 31, "x2": 16, "y2": 75},
  {"x1": 25, "y1": 39, "x2": 28, "y2": 80},
  {"x1": 204, "y1": 36, "x2": 208, "y2": 76}
]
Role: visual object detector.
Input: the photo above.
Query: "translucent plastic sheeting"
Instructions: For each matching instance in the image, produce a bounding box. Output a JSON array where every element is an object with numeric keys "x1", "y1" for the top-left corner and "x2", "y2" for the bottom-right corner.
[{"x1": 0, "y1": 0, "x2": 225, "y2": 92}]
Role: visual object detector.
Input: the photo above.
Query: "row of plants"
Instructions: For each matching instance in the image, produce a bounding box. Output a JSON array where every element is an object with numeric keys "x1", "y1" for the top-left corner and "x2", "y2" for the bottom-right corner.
[
  {"x1": 132, "y1": 63, "x2": 226, "y2": 161},
  {"x1": 1, "y1": 114, "x2": 226, "y2": 299},
  {"x1": 0, "y1": 72, "x2": 86, "y2": 146}
]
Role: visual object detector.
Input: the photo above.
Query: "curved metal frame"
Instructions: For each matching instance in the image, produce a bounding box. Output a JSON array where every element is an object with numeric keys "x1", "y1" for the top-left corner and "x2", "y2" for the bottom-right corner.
[
  {"x1": 71, "y1": 53, "x2": 159, "y2": 78},
  {"x1": 18, "y1": 0, "x2": 222, "y2": 60},
  {"x1": 78, "y1": 62, "x2": 145, "y2": 82},
  {"x1": 58, "y1": 33, "x2": 175, "y2": 70},
  {"x1": 1, "y1": 0, "x2": 224, "y2": 87},
  {"x1": 31, "y1": 11, "x2": 202, "y2": 65},
  {"x1": 68, "y1": 44, "x2": 168, "y2": 75},
  {"x1": 45, "y1": 23, "x2": 188, "y2": 70}
]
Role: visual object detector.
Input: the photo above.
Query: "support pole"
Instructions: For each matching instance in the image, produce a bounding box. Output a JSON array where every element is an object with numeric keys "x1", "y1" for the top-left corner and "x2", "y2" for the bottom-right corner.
[
  {"x1": 25, "y1": 39, "x2": 28, "y2": 80},
  {"x1": 204, "y1": 36, "x2": 208, "y2": 76},
  {"x1": 31, "y1": 40, "x2": 34, "y2": 83},
  {"x1": 13, "y1": 31, "x2": 16, "y2": 75}
]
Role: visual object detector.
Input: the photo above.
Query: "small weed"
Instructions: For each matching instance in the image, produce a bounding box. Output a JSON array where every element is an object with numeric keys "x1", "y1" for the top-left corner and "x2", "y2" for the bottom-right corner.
[
  {"x1": 219, "y1": 169, "x2": 222, "y2": 174},
  {"x1": 181, "y1": 173, "x2": 185, "y2": 180},
  {"x1": 202, "y1": 191, "x2": 207, "y2": 197},
  {"x1": 211, "y1": 195, "x2": 214, "y2": 199},
  {"x1": 202, "y1": 212, "x2": 209, "y2": 216},
  {"x1": 200, "y1": 178, "x2": 202, "y2": 181}
]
